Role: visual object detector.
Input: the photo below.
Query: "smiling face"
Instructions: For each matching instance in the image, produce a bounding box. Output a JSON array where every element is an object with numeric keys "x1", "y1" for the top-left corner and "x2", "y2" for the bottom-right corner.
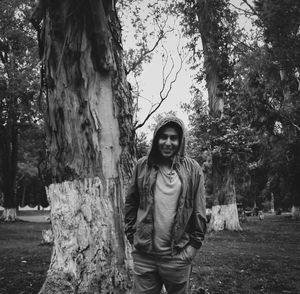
[{"x1": 157, "y1": 126, "x2": 180, "y2": 160}]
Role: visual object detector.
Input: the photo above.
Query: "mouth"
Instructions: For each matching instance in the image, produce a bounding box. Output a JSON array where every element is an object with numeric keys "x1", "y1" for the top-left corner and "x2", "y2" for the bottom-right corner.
[
  {"x1": 161, "y1": 149, "x2": 174, "y2": 156},
  {"x1": 162, "y1": 149, "x2": 173, "y2": 153}
]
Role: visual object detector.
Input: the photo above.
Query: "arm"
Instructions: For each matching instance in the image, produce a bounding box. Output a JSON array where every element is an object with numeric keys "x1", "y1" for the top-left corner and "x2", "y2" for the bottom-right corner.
[
  {"x1": 124, "y1": 164, "x2": 140, "y2": 245},
  {"x1": 189, "y1": 164, "x2": 207, "y2": 249}
]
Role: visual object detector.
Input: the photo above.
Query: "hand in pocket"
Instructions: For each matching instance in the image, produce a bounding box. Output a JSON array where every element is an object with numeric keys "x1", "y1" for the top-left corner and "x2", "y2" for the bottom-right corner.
[{"x1": 182, "y1": 245, "x2": 197, "y2": 263}]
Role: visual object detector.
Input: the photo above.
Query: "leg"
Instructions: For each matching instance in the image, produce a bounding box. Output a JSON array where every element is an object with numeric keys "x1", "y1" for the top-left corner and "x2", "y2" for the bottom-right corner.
[
  {"x1": 158, "y1": 254, "x2": 192, "y2": 294},
  {"x1": 132, "y1": 252, "x2": 163, "y2": 294}
]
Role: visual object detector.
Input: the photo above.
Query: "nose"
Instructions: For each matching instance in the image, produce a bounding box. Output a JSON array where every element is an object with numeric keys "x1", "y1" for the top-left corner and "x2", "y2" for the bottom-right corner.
[{"x1": 165, "y1": 137, "x2": 171, "y2": 145}]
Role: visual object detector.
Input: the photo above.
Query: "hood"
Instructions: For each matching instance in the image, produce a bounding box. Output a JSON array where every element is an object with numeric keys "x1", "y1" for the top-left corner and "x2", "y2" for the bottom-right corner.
[{"x1": 148, "y1": 115, "x2": 186, "y2": 165}]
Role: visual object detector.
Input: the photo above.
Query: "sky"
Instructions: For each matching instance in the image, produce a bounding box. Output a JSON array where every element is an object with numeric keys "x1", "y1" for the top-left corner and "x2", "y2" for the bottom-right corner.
[{"x1": 133, "y1": 38, "x2": 194, "y2": 137}]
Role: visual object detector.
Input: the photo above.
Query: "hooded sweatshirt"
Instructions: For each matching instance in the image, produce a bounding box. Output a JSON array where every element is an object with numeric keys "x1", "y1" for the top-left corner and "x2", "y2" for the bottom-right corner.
[{"x1": 125, "y1": 116, "x2": 206, "y2": 254}]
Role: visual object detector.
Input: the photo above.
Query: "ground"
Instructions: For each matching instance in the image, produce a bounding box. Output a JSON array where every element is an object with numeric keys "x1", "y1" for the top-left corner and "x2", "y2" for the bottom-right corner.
[
  {"x1": 0, "y1": 212, "x2": 299, "y2": 294},
  {"x1": 0, "y1": 211, "x2": 51, "y2": 294}
]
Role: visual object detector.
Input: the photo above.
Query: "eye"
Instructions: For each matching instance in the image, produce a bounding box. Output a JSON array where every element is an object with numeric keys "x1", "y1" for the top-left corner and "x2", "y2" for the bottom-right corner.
[{"x1": 160, "y1": 134, "x2": 168, "y2": 140}]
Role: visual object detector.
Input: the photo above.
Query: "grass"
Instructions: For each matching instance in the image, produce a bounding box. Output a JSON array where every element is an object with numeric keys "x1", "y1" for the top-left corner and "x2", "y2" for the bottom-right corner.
[
  {"x1": 191, "y1": 214, "x2": 300, "y2": 293},
  {"x1": 0, "y1": 213, "x2": 52, "y2": 294},
  {"x1": 0, "y1": 212, "x2": 299, "y2": 294}
]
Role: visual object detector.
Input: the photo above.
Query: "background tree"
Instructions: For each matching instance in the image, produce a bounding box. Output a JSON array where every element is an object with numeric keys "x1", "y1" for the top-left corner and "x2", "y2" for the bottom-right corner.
[
  {"x1": 253, "y1": 0, "x2": 300, "y2": 219},
  {"x1": 136, "y1": 131, "x2": 149, "y2": 159},
  {"x1": 17, "y1": 123, "x2": 48, "y2": 208},
  {"x1": 31, "y1": 0, "x2": 135, "y2": 292},
  {"x1": 0, "y1": 0, "x2": 42, "y2": 221},
  {"x1": 179, "y1": 0, "x2": 242, "y2": 231}
]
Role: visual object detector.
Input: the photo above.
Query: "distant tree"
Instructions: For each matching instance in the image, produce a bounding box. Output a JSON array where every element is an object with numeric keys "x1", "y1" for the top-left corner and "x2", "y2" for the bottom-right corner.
[
  {"x1": 0, "y1": 0, "x2": 41, "y2": 221},
  {"x1": 254, "y1": 0, "x2": 300, "y2": 219},
  {"x1": 179, "y1": 0, "x2": 243, "y2": 231},
  {"x1": 17, "y1": 123, "x2": 48, "y2": 208},
  {"x1": 136, "y1": 132, "x2": 149, "y2": 159}
]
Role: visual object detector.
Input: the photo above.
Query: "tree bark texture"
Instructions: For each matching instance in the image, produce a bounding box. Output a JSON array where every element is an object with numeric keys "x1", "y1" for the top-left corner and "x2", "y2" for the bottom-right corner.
[
  {"x1": 196, "y1": 0, "x2": 241, "y2": 231},
  {"x1": 208, "y1": 167, "x2": 241, "y2": 231},
  {"x1": 32, "y1": 0, "x2": 135, "y2": 293}
]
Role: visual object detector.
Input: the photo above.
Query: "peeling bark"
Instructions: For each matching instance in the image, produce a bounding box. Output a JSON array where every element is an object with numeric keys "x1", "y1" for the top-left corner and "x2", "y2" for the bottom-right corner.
[
  {"x1": 40, "y1": 178, "x2": 132, "y2": 293},
  {"x1": 31, "y1": 1, "x2": 135, "y2": 292},
  {"x1": 208, "y1": 204, "x2": 241, "y2": 231}
]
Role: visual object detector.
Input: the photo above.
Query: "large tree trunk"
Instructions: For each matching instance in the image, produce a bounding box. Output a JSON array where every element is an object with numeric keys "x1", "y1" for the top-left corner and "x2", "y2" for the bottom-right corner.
[
  {"x1": 32, "y1": 1, "x2": 135, "y2": 293},
  {"x1": 196, "y1": 0, "x2": 241, "y2": 231}
]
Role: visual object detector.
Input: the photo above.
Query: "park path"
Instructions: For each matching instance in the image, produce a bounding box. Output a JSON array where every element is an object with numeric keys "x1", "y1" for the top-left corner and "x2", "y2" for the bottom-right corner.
[{"x1": 18, "y1": 214, "x2": 50, "y2": 222}]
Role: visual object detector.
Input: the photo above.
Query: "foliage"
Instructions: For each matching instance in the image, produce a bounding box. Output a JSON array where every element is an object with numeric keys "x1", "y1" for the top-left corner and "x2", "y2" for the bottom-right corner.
[
  {"x1": 178, "y1": 0, "x2": 237, "y2": 93},
  {"x1": 255, "y1": 0, "x2": 300, "y2": 73},
  {"x1": 179, "y1": 0, "x2": 300, "y2": 210},
  {"x1": 253, "y1": 0, "x2": 300, "y2": 207},
  {"x1": 17, "y1": 124, "x2": 48, "y2": 207},
  {"x1": 0, "y1": 0, "x2": 45, "y2": 208},
  {"x1": 135, "y1": 132, "x2": 149, "y2": 159}
]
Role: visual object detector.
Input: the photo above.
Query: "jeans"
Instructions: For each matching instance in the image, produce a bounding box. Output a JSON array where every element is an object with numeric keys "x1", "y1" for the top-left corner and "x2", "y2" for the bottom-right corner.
[{"x1": 132, "y1": 250, "x2": 192, "y2": 294}]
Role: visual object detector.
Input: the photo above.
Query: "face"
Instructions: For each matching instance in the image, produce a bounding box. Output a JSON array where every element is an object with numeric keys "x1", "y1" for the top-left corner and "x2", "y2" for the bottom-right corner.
[{"x1": 157, "y1": 127, "x2": 180, "y2": 159}]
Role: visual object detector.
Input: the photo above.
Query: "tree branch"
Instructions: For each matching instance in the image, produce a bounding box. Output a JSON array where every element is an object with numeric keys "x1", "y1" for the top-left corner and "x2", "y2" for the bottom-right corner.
[
  {"x1": 229, "y1": 2, "x2": 255, "y2": 16},
  {"x1": 126, "y1": 30, "x2": 166, "y2": 75},
  {"x1": 240, "y1": 0, "x2": 257, "y2": 15},
  {"x1": 134, "y1": 35, "x2": 186, "y2": 130}
]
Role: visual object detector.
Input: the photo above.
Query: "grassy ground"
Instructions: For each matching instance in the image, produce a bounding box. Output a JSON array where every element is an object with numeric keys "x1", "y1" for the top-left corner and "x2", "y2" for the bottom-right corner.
[
  {"x1": 191, "y1": 214, "x2": 300, "y2": 294},
  {"x1": 0, "y1": 212, "x2": 51, "y2": 294},
  {"x1": 0, "y1": 213, "x2": 299, "y2": 294}
]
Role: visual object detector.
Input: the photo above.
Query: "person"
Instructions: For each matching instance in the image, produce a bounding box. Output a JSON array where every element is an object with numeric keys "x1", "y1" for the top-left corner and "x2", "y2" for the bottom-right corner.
[{"x1": 125, "y1": 116, "x2": 207, "y2": 294}]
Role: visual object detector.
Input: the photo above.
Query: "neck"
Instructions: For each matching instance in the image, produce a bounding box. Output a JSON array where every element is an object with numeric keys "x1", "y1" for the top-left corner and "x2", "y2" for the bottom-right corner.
[{"x1": 160, "y1": 157, "x2": 172, "y2": 167}]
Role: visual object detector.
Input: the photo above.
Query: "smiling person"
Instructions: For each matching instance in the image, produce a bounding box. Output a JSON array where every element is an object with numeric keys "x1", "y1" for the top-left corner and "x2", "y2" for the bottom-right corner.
[{"x1": 125, "y1": 116, "x2": 207, "y2": 294}]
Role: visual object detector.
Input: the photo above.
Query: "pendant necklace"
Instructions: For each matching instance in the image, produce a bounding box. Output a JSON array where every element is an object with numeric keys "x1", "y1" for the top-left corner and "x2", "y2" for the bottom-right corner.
[{"x1": 160, "y1": 160, "x2": 175, "y2": 182}]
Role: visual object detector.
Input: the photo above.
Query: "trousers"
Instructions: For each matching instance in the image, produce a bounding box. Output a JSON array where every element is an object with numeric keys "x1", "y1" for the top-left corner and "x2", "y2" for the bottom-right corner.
[{"x1": 132, "y1": 250, "x2": 192, "y2": 294}]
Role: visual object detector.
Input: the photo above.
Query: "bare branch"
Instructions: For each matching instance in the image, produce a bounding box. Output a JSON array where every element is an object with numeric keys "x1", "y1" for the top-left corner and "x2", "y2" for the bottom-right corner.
[
  {"x1": 240, "y1": 0, "x2": 257, "y2": 15},
  {"x1": 291, "y1": 122, "x2": 300, "y2": 132},
  {"x1": 126, "y1": 31, "x2": 166, "y2": 75},
  {"x1": 229, "y1": 2, "x2": 255, "y2": 16},
  {"x1": 126, "y1": 11, "x2": 173, "y2": 76},
  {"x1": 135, "y1": 34, "x2": 186, "y2": 130},
  {"x1": 231, "y1": 38, "x2": 256, "y2": 54}
]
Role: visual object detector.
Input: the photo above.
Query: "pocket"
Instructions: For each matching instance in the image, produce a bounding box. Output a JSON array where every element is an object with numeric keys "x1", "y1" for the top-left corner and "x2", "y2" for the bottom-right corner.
[{"x1": 180, "y1": 246, "x2": 195, "y2": 264}]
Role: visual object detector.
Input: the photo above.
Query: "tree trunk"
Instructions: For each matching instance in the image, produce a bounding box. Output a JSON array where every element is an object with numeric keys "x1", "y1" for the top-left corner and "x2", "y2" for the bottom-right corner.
[
  {"x1": 208, "y1": 168, "x2": 241, "y2": 231},
  {"x1": 32, "y1": 1, "x2": 135, "y2": 293},
  {"x1": 0, "y1": 98, "x2": 18, "y2": 222},
  {"x1": 270, "y1": 192, "x2": 275, "y2": 214},
  {"x1": 291, "y1": 205, "x2": 300, "y2": 220},
  {"x1": 196, "y1": 0, "x2": 241, "y2": 231},
  {"x1": 1, "y1": 208, "x2": 17, "y2": 222}
]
